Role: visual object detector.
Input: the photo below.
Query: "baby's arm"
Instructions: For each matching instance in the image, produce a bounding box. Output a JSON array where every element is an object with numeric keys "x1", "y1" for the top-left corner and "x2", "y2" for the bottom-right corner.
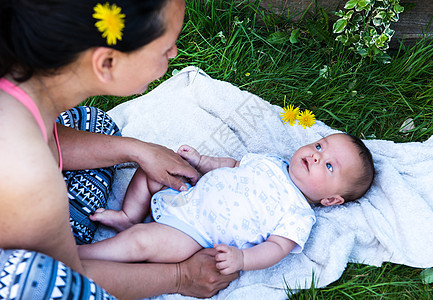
[
  {"x1": 214, "y1": 235, "x2": 296, "y2": 275},
  {"x1": 177, "y1": 145, "x2": 239, "y2": 175}
]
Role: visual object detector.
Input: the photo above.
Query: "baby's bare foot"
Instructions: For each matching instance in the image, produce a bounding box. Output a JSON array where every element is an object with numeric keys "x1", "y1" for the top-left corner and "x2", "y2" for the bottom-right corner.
[
  {"x1": 178, "y1": 145, "x2": 201, "y2": 168},
  {"x1": 90, "y1": 208, "x2": 134, "y2": 232}
]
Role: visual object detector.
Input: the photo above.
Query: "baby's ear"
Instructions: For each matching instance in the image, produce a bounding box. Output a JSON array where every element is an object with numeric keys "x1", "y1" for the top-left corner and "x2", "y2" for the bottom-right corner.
[{"x1": 320, "y1": 195, "x2": 344, "y2": 206}]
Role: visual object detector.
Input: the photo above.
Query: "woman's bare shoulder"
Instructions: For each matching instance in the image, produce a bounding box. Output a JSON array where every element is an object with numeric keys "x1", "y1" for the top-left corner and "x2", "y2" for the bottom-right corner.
[
  {"x1": 0, "y1": 94, "x2": 56, "y2": 176},
  {"x1": 0, "y1": 95, "x2": 67, "y2": 237}
]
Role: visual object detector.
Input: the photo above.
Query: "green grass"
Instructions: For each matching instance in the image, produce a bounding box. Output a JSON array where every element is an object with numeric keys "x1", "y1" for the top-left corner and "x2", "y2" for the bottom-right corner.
[
  {"x1": 171, "y1": 0, "x2": 433, "y2": 143},
  {"x1": 289, "y1": 263, "x2": 433, "y2": 299},
  {"x1": 89, "y1": 0, "x2": 433, "y2": 143},
  {"x1": 86, "y1": 0, "x2": 433, "y2": 297}
]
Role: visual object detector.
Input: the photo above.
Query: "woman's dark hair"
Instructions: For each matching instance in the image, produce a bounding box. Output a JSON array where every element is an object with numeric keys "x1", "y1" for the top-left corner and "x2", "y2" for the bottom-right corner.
[{"x1": 0, "y1": 0, "x2": 170, "y2": 82}]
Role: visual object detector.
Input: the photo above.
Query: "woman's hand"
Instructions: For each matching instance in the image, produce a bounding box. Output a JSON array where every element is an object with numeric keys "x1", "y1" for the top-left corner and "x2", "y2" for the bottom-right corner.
[
  {"x1": 178, "y1": 248, "x2": 239, "y2": 298},
  {"x1": 133, "y1": 141, "x2": 199, "y2": 191}
]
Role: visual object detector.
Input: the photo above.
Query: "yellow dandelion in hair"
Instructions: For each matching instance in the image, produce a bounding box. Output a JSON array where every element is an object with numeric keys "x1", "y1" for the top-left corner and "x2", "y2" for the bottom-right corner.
[
  {"x1": 280, "y1": 105, "x2": 300, "y2": 125},
  {"x1": 297, "y1": 109, "x2": 316, "y2": 128},
  {"x1": 93, "y1": 3, "x2": 125, "y2": 45}
]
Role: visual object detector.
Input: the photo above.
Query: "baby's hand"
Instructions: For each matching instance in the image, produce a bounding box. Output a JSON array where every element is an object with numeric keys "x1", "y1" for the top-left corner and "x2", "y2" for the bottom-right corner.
[
  {"x1": 214, "y1": 244, "x2": 244, "y2": 275},
  {"x1": 177, "y1": 145, "x2": 201, "y2": 168}
]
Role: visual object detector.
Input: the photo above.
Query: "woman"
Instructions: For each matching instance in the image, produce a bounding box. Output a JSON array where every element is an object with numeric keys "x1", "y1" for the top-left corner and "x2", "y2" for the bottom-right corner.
[{"x1": 0, "y1": 0, "x2": 237, "y2": 298}]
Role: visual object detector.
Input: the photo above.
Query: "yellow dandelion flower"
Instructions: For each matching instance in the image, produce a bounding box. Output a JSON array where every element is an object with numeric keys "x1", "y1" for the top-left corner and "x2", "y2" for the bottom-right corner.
[
  {"x1": 280, "y1": 105, "x2": 300, "y2": 125},
  {"x1": 93, "y1": 3, "x2": 125, "y2": 45},
  {"x1": 297, "y1": 109, "x2": 316, "y2": 128}
]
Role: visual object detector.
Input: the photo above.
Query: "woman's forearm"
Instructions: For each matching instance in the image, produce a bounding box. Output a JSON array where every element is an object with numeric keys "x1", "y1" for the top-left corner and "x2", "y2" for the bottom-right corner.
[
  {"x1": 57, "y1": 124, "x2": 134, "y2": 170},
  {"x1": 82, "y1": 248, "x2": 238, "y2": 299},
  {"x1": 58, "y1": 125, "x2": 199, "y2": 191},
  {"x1": 82, "y1": 260, "x2": 178, "y2": 299}
]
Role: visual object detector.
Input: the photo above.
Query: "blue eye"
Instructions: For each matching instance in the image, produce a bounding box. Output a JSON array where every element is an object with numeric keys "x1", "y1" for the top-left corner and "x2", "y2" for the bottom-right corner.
[
  {"x1": 315, "y1": 143, "x2": 322, "y2": 151},
  {"x1": 326, "y1": 163, "x2": 333, "y2": 172}
]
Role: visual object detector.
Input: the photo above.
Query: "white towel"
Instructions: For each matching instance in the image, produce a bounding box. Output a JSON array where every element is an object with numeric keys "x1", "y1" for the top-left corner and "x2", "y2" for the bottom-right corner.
[{"x1": 95, "y1": 66, "x2": 433, "y2": 300}]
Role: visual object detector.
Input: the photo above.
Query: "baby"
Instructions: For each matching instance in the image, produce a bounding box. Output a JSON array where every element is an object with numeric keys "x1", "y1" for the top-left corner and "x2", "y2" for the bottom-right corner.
[{"x1": 79, "y1": 133, "x2": 374, "y2": 275}]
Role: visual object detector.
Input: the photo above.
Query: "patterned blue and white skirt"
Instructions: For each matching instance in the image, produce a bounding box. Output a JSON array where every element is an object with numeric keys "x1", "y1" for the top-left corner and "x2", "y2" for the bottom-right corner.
[{"x1": 57, "y1": 106, "x2": 121, "y2": 245}]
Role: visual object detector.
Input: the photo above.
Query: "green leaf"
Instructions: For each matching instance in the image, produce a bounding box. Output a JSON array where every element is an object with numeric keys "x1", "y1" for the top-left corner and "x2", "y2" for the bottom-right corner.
[
  {"x1": 369, "y1": 27, "x2": 378, "y2": 36},
  {"x1": 335, "y1": 9, "x2": 345, "y2": 17},
  {"x1": 344, "y1": 10, "x2": 354, "y2": 20},
  {"x1": 358, "y1": 0, "x2": 370, "y2": 8},
  {"x1": 375, "y1": 53, "x2": 391, "y2": 64},
  {"x1": 368, "y1": 45, "x2": 383, "y2": 57},
  {"x1": 391, "y1": 15, "x2": 399, "y2": 22},
  {"x1": 383, "y1": 27, "x2": 395, "y2": 37},
  {"x1": 373, "y1": 18, "x2": 383, "y2": 26},
  {"x1": 374, "y1": 33, "x2": 389, "y2": 48},
  {"x1": 394, "y1": 3, "x2": 404, "y2": 13},
  {"x1": 375, "y1": 11, "x2": 387, "y2": 19},
  {"x1": 420, "y1": 268, "x2": 433, "y2": 284},
  {"x1": 385, "y1": 10, "x2": 397, "y2": 21},
  {"x1": 336, "y1": 34, "x2": 349, "y2": 44},
  {"x1": 289, "y1": 28, "x2": 301, "y2": 44},
  {"x1": 345, "y1": 0, "x2": 358, "y2": 10},
  {"x1": 352, "y1": 13, "x2": 363, "y2": 23},
  {"x1": 333, "y1": 19, "x2": 348, "y2": 33},
  {"x1": 319, "y1": 65, "x2": 330, "y2": 78},
  {"x1": 350, "y1": 34, "x2": 361, "y2": 44},
  {"x1": 267, "y1": 31, "x2": 289, "y2": 45},
  {"x1": 357, "y1": 48, "x2": 368, "y2": 57}
]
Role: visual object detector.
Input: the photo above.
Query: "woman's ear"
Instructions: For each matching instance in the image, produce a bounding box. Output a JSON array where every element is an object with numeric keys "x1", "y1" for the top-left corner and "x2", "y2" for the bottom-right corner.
[
  {"x1": 320, "y1": 195, "x2": 345, "y2": 206},
  {"x1": 91, "y1": 47, "x2": 116, "y2": 83}
]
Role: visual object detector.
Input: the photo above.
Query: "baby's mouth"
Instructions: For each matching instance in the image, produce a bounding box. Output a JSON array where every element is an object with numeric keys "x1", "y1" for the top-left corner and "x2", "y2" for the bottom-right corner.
[{"x1": 302, "y1": 158, "x2": 309, "y2": 171}]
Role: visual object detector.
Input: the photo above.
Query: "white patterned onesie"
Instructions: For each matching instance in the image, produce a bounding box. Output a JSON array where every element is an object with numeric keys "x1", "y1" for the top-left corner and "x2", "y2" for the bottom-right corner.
[{"x1": 151, "y1": 153, "x2": 316, "y2": 253}]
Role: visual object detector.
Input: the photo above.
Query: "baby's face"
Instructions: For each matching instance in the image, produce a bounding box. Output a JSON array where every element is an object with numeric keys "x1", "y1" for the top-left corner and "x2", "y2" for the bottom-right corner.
[{"x1": 288, "y1": 133, "x2": 363, "y2": 204}]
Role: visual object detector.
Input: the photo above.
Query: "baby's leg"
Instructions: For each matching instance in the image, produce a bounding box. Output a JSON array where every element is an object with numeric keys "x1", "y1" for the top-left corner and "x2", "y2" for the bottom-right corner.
[
  {"x1": 90, "y1": 168, "x2": 164, "y2": 231},
  {"x1": 78, "y1": 222, "x2": 202, "y2": 263}
]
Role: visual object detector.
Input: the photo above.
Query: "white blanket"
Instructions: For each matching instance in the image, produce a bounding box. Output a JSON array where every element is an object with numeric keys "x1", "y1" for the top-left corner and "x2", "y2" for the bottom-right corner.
[{"x1": 96, "y1": 66, "x2": 433, "y2": 300}]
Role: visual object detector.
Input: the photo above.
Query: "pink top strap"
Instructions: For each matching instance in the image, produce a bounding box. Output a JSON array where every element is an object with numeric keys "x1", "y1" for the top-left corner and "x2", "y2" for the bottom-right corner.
[
  {"x1": 54, "y1": 122, "x2": 63, "y2": 170},
  {"x1": 0, "y1": 78, "x2": 48, "y2": 142},
  {"x1": 0, "y1": 78, "x2": 63, "y2": 170}
]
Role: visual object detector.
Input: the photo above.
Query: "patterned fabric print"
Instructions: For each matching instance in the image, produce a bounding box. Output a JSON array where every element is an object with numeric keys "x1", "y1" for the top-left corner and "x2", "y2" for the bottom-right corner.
[
  {"x1": 57, "y1": 106, "x2": 121, "y2": 245},
  {"x1": 0, "y1": 249, "x2": 117, "y2": 299}
]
